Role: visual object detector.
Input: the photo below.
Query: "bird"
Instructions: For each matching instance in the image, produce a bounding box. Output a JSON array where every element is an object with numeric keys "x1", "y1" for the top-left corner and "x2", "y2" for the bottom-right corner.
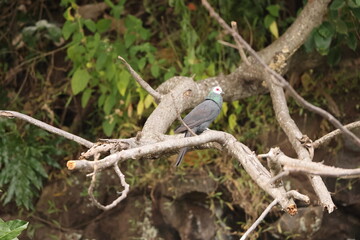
[{"x1": 174, "y1": 86, "x2": 224, "y2": 167}]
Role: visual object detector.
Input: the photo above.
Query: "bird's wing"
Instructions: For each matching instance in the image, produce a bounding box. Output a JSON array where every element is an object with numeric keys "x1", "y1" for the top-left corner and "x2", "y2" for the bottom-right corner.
[{"x1": 174, "y1": 100, "x2": 220, "y2": 133}]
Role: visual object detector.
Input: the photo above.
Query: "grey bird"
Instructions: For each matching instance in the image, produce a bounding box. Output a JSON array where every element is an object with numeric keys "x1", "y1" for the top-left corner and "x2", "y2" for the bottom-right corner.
[{"x1": 174, "y1": 86, "x2": 224, "y2": 166}]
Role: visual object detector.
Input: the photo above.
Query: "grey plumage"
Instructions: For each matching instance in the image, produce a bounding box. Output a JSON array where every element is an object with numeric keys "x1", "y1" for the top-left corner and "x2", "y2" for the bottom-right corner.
[{"x1": 174, "y1": 86, "x2": 223, "y2": 166}]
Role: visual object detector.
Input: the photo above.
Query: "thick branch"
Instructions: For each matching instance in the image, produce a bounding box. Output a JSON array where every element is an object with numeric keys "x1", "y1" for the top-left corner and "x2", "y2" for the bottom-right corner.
[
  {"x1": 68, "y1": 130, "x2": 297, "y2": 214},
  {"x1": 0, "y1": 110, "x2": 94, "y2": 148}
]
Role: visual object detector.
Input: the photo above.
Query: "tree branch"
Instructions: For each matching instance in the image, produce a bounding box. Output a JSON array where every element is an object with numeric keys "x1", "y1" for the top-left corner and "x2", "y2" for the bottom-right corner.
[
  {"x1": 118, "y1": 56, "x2": 162, "y2": 102},
  {"x1": 240, "y1": 199, "x2": 279, "y2": 240},
  {"x1": 201, "y1": 0, "x2": 343, "y2": 212},
  {"x1": 313, "y1": 120, "x2": 360, "y2": 148},
  {"x1": 201, "y1": 0, "x2": 360, "y2": 148},
  {"x1": 0, "y1": 110, "x2": 94, "y2": 148}
]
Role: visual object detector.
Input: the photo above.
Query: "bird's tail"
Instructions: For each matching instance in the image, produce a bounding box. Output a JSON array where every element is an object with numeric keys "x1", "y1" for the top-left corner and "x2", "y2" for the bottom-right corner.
[
  {"x1": 175, "y1": 147, "x2": 188, "y2": 167},
  {"x1": 175, "y1": 131, "x2": 192, "y2": 167}
]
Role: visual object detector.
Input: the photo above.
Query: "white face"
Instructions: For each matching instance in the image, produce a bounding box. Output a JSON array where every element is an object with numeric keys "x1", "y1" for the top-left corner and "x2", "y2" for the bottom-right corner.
[{"x1": 212, "y1": 86, "x2": 223, "y2": 94}]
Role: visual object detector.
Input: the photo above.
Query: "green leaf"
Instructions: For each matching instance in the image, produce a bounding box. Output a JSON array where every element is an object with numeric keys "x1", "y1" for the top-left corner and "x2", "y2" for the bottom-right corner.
[
  {"x1": 228, "y1": 114, "x2": 237, "y2": 131},
  {"x1": 206, "y1": 63, "x2": 215, "y2": 76},
  {"x1": 62, "y1": 21, "x2": 76, "y2": 40},
  {"x1": 137, "y1": 58, "x2": 146, "y2": 71},
  {"x1": 0, "y1": 219, "x2": 28, "y2": 240},
  {"x1": 351, "y1": 8, "x2": 360, "y2": 19},
  {"x1": 269, "y1": 21, "x2": 279, "y2": 38},
  {"x1": 150, "y1": 64, "x2": 160, "y2": 78},
  {"x1": 264, "y1": 15, "x2": 275, "y2": 28},
  {"x1": 314, "y1": 24, "x2": 333, "y2": 55},
  {"x1": 117, "y1": 71, "x2": 130, "y2": 96},
  {"x1": 104, "y1": 95, "x2": 116, "y2": 115},
  {"x1": 335, "y1": 20, "x2": 348, "y2": 34},
  {"x1": 304, "y1": 30, "x2": 315, "y2": 53},
  {"x1": 317, "y1": 22, "x2": 334, "y2": 38},
  {"x1": 81, "y1": 88, "x2": 92, "y2": 108},
  {"x1": 137, "y1": 100, "x2": 144, "y2": 116},
  {"x1": 67, "y1": 44, "x2": 85, "y2": 62},
  {"x1": 106, "y1": 63, "x2": 116, "y2": 81},
  {"x1": 327, "y1": 47, "x2": 341, "y2": 66},
  {"x1": 102, "y1": 118, "x2": 116, "y2": 137},
  {"x1": 144, "y1": 94, "x2": 154, "y2": 109},
  {"x1": 329, "y1": 0, "x2": 345, "y2": 10},
  {"x1": 71, "y1": 68, "x2": 91, "y2": 95},
  {"x1": 347, "y1": 32, "x2": 357, "y2": 50},
  {"x1": 124, "y1": 32, "x2": 136, "y2": 48},
  {"x1": 125, "y1": 15, "x2": 142, "y2": 29},
  {"x1": 266, "y1": 4, "x2": 280, "y2": 17},
  {"x1": 96, "y1": 19, "x2": 111, "y2": 33},
  {"x1": 348, "y1": 0, "x2": 360, "y2": 8},
  {"x1": 222, "y1": 102, "x2": 228, "y2": 116},
  {"x1": 84, "y1": 19, "x2": 96, "y2": 32},
  {"x1": 96, "y1": 53, "x2": 108, "y2": 71},
  {"x1": 164, "y1": 67, "x2": 176, "y2": 80}
]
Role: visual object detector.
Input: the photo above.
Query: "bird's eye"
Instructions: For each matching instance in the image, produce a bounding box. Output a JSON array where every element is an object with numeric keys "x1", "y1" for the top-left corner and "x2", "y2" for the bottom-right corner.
[{"x1": 216, "y1": 88, "x2": 220, "y2": 91}]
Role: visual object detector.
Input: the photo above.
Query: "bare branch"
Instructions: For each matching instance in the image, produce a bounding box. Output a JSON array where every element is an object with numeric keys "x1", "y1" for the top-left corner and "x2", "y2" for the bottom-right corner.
[
  {"x1": 268, "y1": 148, "x2": 360, "y2": 178},
  {"x1": 286, "y1": 190, "x2": 310, "y2": 204},
  {"x1": 217, "y1": 40, "x2": 238, "y2": 49},
  {"x1": 0, "y1": 110, "x2": 93, "y2": 148},
  {"x1": 87, "y1": 152, "x2": 129, "y2": 211},
  {"x1": 313, "y1": 120, "x2": 360, "y2": 148},
  {"x1": 117, "y1": 56, "x2": 162, "y2": 102},
  {"x1": 230, "y1": 21, "x2": 250, "y2": 66},
  {"x1": 171, "y1": 92, "x2": 197, "y2": 137},
  {"x1": 240, "y1": 199, "x2": 279, "y2": 240}
]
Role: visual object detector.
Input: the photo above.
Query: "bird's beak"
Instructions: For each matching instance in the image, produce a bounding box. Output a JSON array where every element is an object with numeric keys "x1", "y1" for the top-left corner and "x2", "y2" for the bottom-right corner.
[{"x1": 221, "y1": 90, "x2": 225, "y2": 95}]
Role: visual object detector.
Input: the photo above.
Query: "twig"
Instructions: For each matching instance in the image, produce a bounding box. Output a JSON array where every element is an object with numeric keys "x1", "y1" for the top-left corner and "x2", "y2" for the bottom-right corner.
[
  {"x1": 201, "y1": 0, "x2": 360, "y2": 148},
  {"x1": 286, "y1": 190, "x2": 310, "y2": 204},
  {"x1": 231, "y1": 21, "x2": 250, "y2": 66},
  {"x1": 313, "y1": 120, "x2": 360, "y2": 148},
  {"x1": 240, "y1": 198, "x2": 279, "y2": 240},
  {"x1": 217, "y1": 40, "x2": 238, "y2": 49},
  {"x1": 270, "y1": 148, "x2": 360, "y2": 178},
  {"x1": 0, "y1": 110, "x2": 93, "y2": 148},
  {"x1": 177, "y1": 116, "x2": 197, "y2": 136},
  {"x1": 170, "y1": 92, "x2": 197, "y2": 136},
  {"x1": 269, "y1": 171, "x2": 289, "y2": 184},
  {"x1": 117, "y1": 56, "x2": 162, "y2": 102},
  {"x1": 88, "y1": 153, "x2": 129, "y2": 211}
]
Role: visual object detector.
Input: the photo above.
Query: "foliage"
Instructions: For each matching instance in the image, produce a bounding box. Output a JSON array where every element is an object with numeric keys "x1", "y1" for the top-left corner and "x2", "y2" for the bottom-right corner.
[
  {"x1": 0, "y1": 218, "x2": 28, "y2": 240},
  {"x1": 0, "y1": 120, "x2": 65, "y2": 210},
  {"x1": 61, "y1": 0, "x2": 161, "y2": 136},
  {"x1": 305, "y1": 0, "x2": 360, "y2": 65}
]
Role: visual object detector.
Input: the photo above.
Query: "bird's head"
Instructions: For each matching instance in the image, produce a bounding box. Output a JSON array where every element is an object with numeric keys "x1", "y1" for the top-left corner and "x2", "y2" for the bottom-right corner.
[{"x1": 212, "y1": 86, "x2": 224, "y2": 95}]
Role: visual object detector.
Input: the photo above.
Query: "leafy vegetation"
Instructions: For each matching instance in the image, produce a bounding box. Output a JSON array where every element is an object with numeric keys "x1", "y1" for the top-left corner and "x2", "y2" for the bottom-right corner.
[
  {"x1": 0, "y1": 120, "x2": 65, "y2": 210},
  {"x1": 305, "y1": 0, "x2": 360, "y2": 64},
  {"x1": 0, "y1": 218, "x2": 28, "y2": 240}
]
